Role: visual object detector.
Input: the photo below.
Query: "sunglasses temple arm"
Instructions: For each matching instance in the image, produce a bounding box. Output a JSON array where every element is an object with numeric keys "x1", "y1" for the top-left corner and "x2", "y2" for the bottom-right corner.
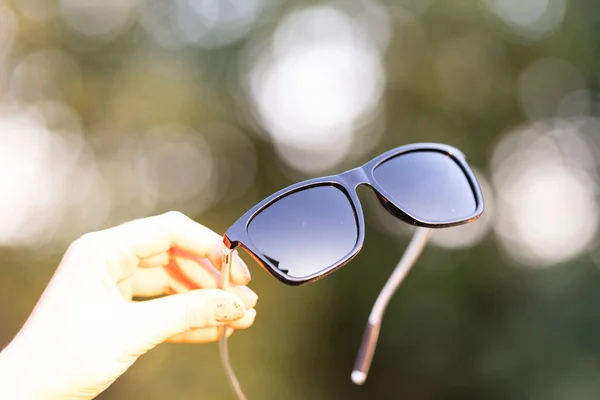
[
  {"x1": 219, "y1": 249, "x2": 248, "y2": 400},
  {"x1": 351, "y1": 227, "x2": 432, "y2": 385}
]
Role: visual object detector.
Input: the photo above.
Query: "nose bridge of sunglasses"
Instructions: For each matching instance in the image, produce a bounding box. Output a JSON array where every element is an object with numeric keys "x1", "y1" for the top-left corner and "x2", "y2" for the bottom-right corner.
[
  {"x1": 338, "y1": 166, "x2": 403, "y2": 214},
  {"x1": 339, "y1": 166, "x2": 370, "y2": 189}
]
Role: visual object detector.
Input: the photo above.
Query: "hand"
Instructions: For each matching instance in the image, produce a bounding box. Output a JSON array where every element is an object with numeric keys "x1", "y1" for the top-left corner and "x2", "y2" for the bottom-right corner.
[{"x1": 0, "y1": 211, "x2": 257, "y2": 400}]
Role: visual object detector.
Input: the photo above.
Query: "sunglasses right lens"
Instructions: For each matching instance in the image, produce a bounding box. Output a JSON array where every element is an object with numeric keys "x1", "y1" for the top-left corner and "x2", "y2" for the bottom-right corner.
[
  {"x1": 247, "y1": 185, "x2": 358, "y2": 279},
  {"x1": 373, "y1": 150, "x2": 477, "y2": 223}
]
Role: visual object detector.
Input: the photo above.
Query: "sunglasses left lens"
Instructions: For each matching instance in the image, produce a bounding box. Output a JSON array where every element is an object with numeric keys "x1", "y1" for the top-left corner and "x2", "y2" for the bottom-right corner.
[
  {"x1": 247, "y1": 185, "x2": 358, "y2": 279},
  {"x1": 373, "y1": 150, "x2": 478, "y2": 223}
]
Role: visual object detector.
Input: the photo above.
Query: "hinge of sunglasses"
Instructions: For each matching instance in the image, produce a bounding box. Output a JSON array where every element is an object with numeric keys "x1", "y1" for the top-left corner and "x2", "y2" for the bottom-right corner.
[{"x1": 221, "y1": 248, "x2": 232, "y2": 290}]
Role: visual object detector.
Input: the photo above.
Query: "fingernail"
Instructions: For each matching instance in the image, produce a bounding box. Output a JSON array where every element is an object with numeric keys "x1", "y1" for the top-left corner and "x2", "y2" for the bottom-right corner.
[
  {"x1": 235, "y1": 253, "x2": 251, "y2": 283},
  {"x1": 215, "y1": 297, "x2": 246, "y2": 323}
]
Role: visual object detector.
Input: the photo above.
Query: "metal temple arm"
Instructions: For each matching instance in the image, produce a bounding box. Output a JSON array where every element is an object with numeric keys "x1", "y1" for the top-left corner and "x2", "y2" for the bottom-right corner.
[
  {"x1": 219, "y1": 248, "x2": 248, "y2": 400},
  {"x1": 351, "y1": 227, "x2": 432, "y2": 385}
]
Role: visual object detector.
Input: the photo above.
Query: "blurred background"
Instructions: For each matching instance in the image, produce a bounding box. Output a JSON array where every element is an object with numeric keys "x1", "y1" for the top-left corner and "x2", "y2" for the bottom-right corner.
[{"x1": 1, "y1": 0, "x2": 600, "y2": 398}]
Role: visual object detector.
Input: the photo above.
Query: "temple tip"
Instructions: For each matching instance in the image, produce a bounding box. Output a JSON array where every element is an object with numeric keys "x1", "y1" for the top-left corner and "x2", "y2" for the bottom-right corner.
[{"x1": 351, "y1": 370, "x2": 366, "y2": 385}]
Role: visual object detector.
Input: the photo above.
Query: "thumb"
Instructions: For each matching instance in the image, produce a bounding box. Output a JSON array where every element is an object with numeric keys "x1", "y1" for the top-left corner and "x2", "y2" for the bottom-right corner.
[{"x1": 129, "y1": 289, "x2": 247, "y2": 346}]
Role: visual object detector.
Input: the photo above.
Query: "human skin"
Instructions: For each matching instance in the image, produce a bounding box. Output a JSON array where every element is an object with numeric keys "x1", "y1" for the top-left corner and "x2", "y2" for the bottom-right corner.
[{"x1": 0, "y1": 211, "x2": 258, "y2": 399}]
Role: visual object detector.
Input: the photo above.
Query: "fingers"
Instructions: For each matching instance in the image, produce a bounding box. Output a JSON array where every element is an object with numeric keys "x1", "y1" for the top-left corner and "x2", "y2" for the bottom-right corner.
[
  {"x1": 103, "y1": 211, "x2": 220, "y2": 259},
  {"x1": 138, "y1": 251, "x2": 251, "y2": 290},
  {"x1": 138, "y1": 252, "x2": 169, "y2": 269},
  {"x1": 232, "y1": 252, "x2": 252, "y2": 285},
  {"x1": 77, "y1": 211, "x2": 250, "y2": 284},
  {"x1": 228, "y1": 308, "x2": 256, "y2": 330},
  {"x1": 170, "y1": 253, "x2": 251, "y2": 292},
  {"x1": 170, "y1": 255, "x2": 219, "y2": 289},
  {"x1": 167, "y1": 309, "x2": 257, "y2": 344},
  {"x1": 232, "y1": 286, "x2": 258, "y2": 310},
  {"x1": 131, "y1": 267, "x2": 258, "y2": 309},
  {"x1": 171, "y1": 246, "x2": 251, "y2": 286},
  {"x1": 131, "y1": 214, "x2": 251, "y2": 285},
  {"x1": 130, "y1": 289, "x2": 248, "y2": 345},
  {"x1": 131, "y1": 267, "x2": 170, "y2": 297}
]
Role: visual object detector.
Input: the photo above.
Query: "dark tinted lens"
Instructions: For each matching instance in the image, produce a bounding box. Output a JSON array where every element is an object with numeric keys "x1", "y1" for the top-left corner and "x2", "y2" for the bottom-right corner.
[
  {"x1": 373, "y1": 151, "x2": 476, "y2": 222},
  {"x1": 247, "y1": 185, "x2": 358, "y2": 279}
]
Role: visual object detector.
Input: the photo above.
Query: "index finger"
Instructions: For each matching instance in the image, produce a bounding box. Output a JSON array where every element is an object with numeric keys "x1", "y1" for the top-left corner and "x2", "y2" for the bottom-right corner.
[{"x1": 79, "y1": 211, "x2": 250, "y2": 284}]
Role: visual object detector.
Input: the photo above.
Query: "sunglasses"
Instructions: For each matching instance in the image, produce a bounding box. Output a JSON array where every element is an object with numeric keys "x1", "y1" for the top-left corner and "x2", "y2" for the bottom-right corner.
[{"x1": 218, "y1": 142, "x2": 484, "y2": 399}]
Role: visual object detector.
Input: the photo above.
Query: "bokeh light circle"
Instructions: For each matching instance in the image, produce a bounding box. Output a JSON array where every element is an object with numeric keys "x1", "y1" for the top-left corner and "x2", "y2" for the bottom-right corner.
[
  {"x1": 247, "y1": 5, "x2": 387, "y2": 174},
  {"x1": 491, "y1": 119, "x2": 600, "y2": 267}
]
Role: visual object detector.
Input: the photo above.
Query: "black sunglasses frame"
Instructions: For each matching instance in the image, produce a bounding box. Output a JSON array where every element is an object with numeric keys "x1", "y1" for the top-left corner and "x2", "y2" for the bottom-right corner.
[{"x1": 223, "y1": 142, "x2": 484, "y2": 286}]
